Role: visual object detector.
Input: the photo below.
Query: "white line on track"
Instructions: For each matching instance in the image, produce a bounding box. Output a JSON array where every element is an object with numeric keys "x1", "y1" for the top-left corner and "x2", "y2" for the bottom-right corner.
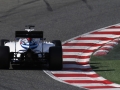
[
  {"x1": 51, "y1": 70, "x2": 97, "y2": 74},
  {"x1": 63, "y1": 58, "x2": 77, "y2": 62},
  {"x1": 63, "y1": 52, "x2": 93, "y2": 56},
  {"x1": 62, "y1": 46, "x2": 90, "y2": 49},
  {"x1": 72, "y1": 83, "x2": 111, "y2": 87},
  {"x1": 92, "y1": 88, "x2": 120, "y2": 90},
  {"x1": 63, "y1": 52, "x2": 82, "y2": 55},
  {"x1": 67, "y1": 40, "x2": 100, "y2": 43},
  {"x1": 97, "y1": 29, "x2": 120, "y2": 32},
  {"x1": 82, "y1": 34, "x2": 120, "y2": 38},
  {"x1": 57, "y1": 77, "x2": 106, "y2": 81}
]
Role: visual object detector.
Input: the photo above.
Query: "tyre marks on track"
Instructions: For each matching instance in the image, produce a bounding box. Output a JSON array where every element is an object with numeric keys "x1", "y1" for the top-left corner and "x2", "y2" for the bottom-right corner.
[{"x1": 44, "y1": 24, "x2": 120, "y2": 90}]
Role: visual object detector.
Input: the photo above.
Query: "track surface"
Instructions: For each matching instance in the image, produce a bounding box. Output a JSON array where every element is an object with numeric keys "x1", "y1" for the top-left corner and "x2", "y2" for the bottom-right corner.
[
  {"x1": 45, "y1": 24, "x2": 120, "y2": 90},
  {"x1": 0, "y1": 0, "x2": 120, "y2": 90}
]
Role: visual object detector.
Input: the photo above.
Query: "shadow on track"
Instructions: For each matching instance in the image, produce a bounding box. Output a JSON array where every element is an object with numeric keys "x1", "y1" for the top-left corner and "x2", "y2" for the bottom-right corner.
[{"x1": 10, "y1": 64, "x2": 49, "y2": 70}]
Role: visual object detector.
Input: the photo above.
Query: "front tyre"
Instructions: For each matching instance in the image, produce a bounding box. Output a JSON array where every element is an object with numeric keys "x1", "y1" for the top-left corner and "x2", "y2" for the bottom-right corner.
[
  {"x1": 49, "y1": 46, "x2": 63, "y2": 70},
  {"x1": 0, "y1": 46, "x2": 10, "y2": 69}
]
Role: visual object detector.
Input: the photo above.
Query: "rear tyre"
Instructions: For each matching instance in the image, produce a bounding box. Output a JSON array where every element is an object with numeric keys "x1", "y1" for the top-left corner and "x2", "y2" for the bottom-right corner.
[
  {"x1": 1, "y1": 39, "x2": 9, "y2": 46},
  {"x1": 49, "y1": 46, "x2": 63, "y2": 70},
  {"x1": 0, "y1": 46, "x2": 10, "y2": 69},
  {"x1": 52, "y1": 40, "x2": 62, "y2": 47}
]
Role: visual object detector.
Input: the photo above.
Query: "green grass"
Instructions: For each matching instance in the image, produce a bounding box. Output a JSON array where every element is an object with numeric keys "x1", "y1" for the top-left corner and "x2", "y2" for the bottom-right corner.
[{"x1": 90, "y1": 44, "x2": 120, "y2": 84}]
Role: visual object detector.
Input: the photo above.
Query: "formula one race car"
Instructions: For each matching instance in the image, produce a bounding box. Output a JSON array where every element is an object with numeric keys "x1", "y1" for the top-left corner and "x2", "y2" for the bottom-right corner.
[{"x1": 0, "y1": 25, "x2": 63, "y2": 70}]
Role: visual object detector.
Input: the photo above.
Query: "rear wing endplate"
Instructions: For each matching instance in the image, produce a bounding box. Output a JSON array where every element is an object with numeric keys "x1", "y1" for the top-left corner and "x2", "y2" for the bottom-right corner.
[{"x1": 15, "y1": 31, "x2": 43, "y2": 38}]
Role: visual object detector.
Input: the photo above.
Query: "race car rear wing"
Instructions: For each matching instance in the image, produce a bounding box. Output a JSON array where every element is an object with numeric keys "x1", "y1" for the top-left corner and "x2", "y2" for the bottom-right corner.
[{"x1": 15, "y1": 31, "x2": 43, "y2": 38}]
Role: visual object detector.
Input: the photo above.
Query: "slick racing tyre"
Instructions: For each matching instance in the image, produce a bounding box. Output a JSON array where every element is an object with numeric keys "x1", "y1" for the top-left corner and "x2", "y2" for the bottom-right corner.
[
  {"x1": 0, "y1": 39, "x2": 9, "y2": 46},
  {"x1": 52, "y1": 40, "x2": 62, "y2": 47},
  {"x1": 49, "y1": 46, "x2": 63, "y2": 70},
  {"x1": 0, "y1": 46, "x2": 10, "y2": 69}
]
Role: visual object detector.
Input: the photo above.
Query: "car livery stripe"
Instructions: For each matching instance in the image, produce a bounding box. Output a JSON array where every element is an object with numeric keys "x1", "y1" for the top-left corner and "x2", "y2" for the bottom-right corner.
[{"x1": 44, "y1": 24, "x2": 120, "y2": 90}]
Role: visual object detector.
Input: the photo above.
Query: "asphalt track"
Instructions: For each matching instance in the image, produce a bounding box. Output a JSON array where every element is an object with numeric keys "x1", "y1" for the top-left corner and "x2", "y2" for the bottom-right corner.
[
  {"x1": 0, "y1": 0, "x2": 120, "y2": 90},
  {"x1": 45, "y1": 24, "x2": 120, "y2": 90}
]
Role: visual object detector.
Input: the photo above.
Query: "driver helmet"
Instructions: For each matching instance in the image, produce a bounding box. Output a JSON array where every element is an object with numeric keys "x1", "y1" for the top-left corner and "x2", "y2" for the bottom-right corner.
[{"x1": 20, "y1": 38, "x2": 39, "y2": 49}]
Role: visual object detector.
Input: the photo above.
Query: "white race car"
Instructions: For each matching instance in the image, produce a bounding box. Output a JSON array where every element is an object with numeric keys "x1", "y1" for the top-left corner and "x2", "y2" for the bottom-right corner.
[{"x1": 0, "y1": 25, "x2": 63, "y2": 70}]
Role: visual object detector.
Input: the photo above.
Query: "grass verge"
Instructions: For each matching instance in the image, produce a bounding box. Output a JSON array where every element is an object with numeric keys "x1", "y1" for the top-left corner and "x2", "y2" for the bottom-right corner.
[{"x1": 90, "y1": 43, "x2": 120, "y2": 84}]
